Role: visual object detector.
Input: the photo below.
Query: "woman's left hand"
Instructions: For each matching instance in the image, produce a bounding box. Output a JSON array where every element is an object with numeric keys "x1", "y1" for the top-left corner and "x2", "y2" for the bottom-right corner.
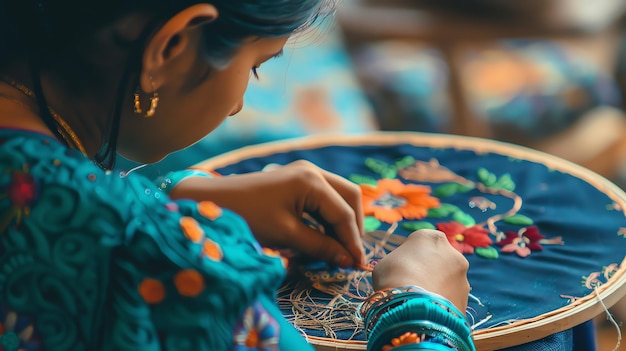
[{"x1": 169, "y1": 160, "x2": 365, "y2": 268}]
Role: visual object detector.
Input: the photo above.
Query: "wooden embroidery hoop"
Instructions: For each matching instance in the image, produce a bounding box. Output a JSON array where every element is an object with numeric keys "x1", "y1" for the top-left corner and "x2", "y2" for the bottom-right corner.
[{"x1": 195, "y1": 132, "x2": 626, "y2": 351}]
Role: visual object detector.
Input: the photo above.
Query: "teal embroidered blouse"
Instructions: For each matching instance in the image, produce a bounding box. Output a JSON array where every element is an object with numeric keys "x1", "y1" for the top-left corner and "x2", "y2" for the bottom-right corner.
[{"x1": 0, "y1": 128, "x2": 314, "y2": 351}]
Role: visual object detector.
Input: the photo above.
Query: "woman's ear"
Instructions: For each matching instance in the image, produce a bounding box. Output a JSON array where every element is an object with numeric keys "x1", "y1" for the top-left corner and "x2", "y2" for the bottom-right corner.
[{"x1": 140, "y1": 4, "x2": 218, "y2": 92}]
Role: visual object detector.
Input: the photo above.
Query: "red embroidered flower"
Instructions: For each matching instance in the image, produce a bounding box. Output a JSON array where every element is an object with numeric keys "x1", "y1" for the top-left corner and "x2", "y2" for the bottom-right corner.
[
  {"x1": 1, "y1": 170, "x2": 39, "y2": 231},
  {"x1": 498, "y1": 226, "x2": 545, "y2": 258},
  {"x1": 360, "y1": 179, "x2": 440, "y2": 223},
  {"x1": 6, "y1": 172, "x2": 37, "y2": 207},
  {"x1": 436, "y1": 221, "x2": 492, "y2": 254}
]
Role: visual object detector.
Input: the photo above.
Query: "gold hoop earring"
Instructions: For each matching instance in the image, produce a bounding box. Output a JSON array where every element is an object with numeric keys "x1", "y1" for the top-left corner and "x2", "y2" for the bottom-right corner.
[
  {"x1": 133, "y1": 77, "x2": 159, "y2": 118},
  {"x1": 133, "y1": 89, "x2": 143, "y2": 115},
  {"x1": 145, "y1": 90, "x2": 159, "y2": 118}
]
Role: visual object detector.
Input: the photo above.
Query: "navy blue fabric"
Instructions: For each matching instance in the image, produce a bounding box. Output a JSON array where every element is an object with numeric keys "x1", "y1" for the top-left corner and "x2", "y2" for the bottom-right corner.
[{"x1": 212, "y1": 141, "x2": 624, "y2": 349}]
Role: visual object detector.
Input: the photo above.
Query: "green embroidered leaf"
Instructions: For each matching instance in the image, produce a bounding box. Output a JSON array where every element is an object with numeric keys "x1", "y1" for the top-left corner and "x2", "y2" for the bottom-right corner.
[
  {"x1": 494, "y1": 174, "x2": 516, "y2": 192},
  {"x1": 365, "y1": 158, "x2": 390, "y2": 174},
  {"x1": 503, "y1": 214, "x2": 534, "y2": 226},
  {"x1": 434, "y1": 183, "x2": 461, "y2": 197},
  {"x1": 348, "y1": 174, "x2": 378, "y2": 186},
  {"x1": 394, "y1": 156, "x2": 415, "y2": 169},
  {"x1": 477, "y1": 168, "x2": 490, "y2": 183},
  {"x1": 381, "y1": 167, "x2": 397, "y2": 179},
  {"x1": 364, "y1": 217, "x2": 382, "y2": 232},
  {"x1": 457, "y1": 183, "x2": 475, "y2": 193},
  {"x1": 453, "y1": 211, "x2": 476, "y2": 227},
  {"x1": 475, "y1": 247, "x2": 499, "y2": 259},
  {"x1": 427, "y1": 204, "x2": 459, "y2": 218},
  {"x1": 477, "y1": 168, "x2": 498, "y2": 187},
  {"x1": 402, "y1": 221, "x2": 436, "y2": 231}
]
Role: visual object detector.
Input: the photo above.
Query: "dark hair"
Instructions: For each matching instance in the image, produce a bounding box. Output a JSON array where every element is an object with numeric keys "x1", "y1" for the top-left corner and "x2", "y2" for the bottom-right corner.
[{"x1": 0, "y1": 0, "x2": 336, "y2": 168}]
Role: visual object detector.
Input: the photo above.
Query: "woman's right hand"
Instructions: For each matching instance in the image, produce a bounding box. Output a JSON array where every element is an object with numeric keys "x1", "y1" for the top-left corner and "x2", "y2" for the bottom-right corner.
[{"x1": 372, "y1": 229, "x2": 471, "y2": 313}]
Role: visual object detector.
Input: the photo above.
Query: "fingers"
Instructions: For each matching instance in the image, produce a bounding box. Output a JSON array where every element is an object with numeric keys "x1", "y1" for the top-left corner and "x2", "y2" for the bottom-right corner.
[
  {"x1": 319, "y1": 168, "x2": 365, "y2": 238},
  {"x1": 305, "y1": 185, "x2": 365, "y2": 266},
  {"x1": 302, "y1": 173, "x2": 365, "y2": 266},
  {"x1": 285, "y1": 161, "x2": 365, "y2": 266},
  {"x1": 287, "y1": 219, "x2": 357, "y2": 268}
]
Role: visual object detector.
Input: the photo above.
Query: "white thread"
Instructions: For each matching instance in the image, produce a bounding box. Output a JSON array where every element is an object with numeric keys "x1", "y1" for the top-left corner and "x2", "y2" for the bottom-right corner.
[
  {"x1": 595, "y1": 287, "x2": 622, "y2": 351},
  {"x1": 470, "y1": 314, "x2": 493, "y2": 330},
  {"x1": 468, "y1": 293, "x2": 485, "y2": 307},
  {"x1": 120, "y1": 163, "x2": 148, "y2": 177}
]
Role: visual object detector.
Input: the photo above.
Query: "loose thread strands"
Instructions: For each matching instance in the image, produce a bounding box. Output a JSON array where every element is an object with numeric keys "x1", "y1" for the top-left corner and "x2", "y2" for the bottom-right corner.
[
  {"x1": 276, "y1": 223, "x2": 401, "y2": 342},
  {"x1": 595, "y1": 287, "x2": 622, "y2": 351},
  {"x1": 277, "y1": 282, "x2": 364, "y2": 340},
  {"x1": 277, "y1": 219, "x2": 497, "y2": 345}
]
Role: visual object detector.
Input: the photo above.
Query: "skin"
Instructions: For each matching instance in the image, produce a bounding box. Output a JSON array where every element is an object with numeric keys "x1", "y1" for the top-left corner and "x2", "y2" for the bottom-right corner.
[
  {"x1": 0, "y1": 4, "x2": 470, "y2": 311},
  {"x1": 372, "y1": 230, "x2": 470, "y2": 313},
  {"x1": 0, "y1": 4, "x2": 366, "y2": 268}
]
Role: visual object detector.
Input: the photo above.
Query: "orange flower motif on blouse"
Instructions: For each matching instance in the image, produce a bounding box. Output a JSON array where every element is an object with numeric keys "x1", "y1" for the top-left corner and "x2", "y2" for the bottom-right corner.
[
  {"x1": 198, "y1": 201, "x2": 222, "y2": 221},
  {"x1": 138, "y1": 278, "x2": 166, "y2": 304},
  {"x1": 180, "y1": 217, "x2": 204, "y2": 243},
  {"x1": 360, "y1": 179, "x2": 440, "y2": 223},
  {"x1": 203, "y1": 239, "x2": 224, "y2": 261},
  {"x1": 262, "y1": 247, "x2": 289, "y2": 268},
  {"x1": 174, "y1": 269, "x2": 205, "y2": 297},
  {"x1": 382, "y1": 332, "x2": 423, "y2": 351}
]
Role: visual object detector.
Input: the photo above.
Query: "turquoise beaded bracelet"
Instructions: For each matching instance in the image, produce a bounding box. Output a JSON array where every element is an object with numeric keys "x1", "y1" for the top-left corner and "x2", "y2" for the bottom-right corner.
[{"x1": 361, "y1": 287, "x2": 474, "y2": 351}]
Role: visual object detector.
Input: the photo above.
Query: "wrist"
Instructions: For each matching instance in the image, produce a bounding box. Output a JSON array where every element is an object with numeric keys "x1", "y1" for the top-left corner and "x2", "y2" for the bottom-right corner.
[
  {"x1": 158, "y1": 169, "x2": 219, "y2": 195},
  {"x1": 362, "y1": 287, "x2": 474, "y2": 351}
]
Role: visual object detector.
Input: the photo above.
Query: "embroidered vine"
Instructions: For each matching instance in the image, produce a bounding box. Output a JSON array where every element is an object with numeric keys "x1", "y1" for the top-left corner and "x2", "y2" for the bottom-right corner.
[{"x1": 352, "y1": 156, "x2": 564, "y2": 259}]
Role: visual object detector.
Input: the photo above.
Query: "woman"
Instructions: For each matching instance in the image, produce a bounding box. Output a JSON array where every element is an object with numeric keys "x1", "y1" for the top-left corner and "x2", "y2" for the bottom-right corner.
[{"x1": 0, "y1": 1, "x2": 472, "y2": 350}]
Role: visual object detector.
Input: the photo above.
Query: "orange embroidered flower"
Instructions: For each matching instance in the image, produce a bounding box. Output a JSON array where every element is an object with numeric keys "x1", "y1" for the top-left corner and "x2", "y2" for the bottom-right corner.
[
  {"x1": 198, "y1": 201, "x2": 222, "y2": 220},
  {"x1": 138, "y1": 278, "x2": 165, "y2": 304},
  {"x1": 361, "y1": 179, "x2": 440, "y2": 223},
  {"x1": 180, "y1": 217, "x2": 204, "y2": 243},
  {"x1": 382, "y1": 332, "x2": 422, "y2": 351},
  {"x1": 174, "y1": 269, "x2": 205, "y2": 297},
  {"x1": 203, "y1": 239, "x2": 224, "y2": 261}
]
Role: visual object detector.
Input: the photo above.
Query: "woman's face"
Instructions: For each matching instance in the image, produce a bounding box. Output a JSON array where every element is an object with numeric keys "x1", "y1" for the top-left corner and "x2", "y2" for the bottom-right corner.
[{"x1": 118, "y1": 34, "x2": 289, "y2": 164}]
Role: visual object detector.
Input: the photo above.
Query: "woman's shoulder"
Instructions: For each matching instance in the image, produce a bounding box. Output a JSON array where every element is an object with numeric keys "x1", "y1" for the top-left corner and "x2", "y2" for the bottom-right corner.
[{"x1": 0, "y1": 127, "x2": 85, "y2": 169}]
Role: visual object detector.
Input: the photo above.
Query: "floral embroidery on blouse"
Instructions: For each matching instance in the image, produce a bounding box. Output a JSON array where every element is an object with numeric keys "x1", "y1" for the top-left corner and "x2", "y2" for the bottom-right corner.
[
  {"x1": 0, "y1": 168, "x2": 39, "y2": 232},
  {"x1": 232, "y1": 302, "x2": 280, "y2": 351},
  {"x1": 198, "y1": 201, "x2": 222, "y2": 221},
  {"x1": 0, "y1": 307, "x2": 40, "y2": 351},
  {"x1": 180, "y1": 215, "x2": 224, "y2": 261}
]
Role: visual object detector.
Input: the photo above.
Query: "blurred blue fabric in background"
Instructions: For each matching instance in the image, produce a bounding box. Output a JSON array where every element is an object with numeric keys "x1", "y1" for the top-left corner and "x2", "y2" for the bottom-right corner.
[{"x1": 117, "y1": 22, "x2": 377, "y2": 177}]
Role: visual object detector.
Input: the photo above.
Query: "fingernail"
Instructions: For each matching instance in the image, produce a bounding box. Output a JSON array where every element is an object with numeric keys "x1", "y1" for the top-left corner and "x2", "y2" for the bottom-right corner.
[{"x1": 336, "y1": 255, "x2": 353, "y2": 268}]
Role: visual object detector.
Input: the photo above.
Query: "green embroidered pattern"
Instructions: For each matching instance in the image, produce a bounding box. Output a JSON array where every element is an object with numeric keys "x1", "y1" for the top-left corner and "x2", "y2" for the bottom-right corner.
[{"x1": 352, "y1": 156, "x2": 564, "y2": 259}]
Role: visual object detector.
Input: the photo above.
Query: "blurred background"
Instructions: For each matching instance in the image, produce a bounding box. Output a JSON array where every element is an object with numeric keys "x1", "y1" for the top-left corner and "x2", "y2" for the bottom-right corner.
[
  {"x1": 120, "y1": 1, "x2": 626, "y2": 348},
  {"x1": 129, "y1": 0, "x2": 626, "y2": 188}
]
